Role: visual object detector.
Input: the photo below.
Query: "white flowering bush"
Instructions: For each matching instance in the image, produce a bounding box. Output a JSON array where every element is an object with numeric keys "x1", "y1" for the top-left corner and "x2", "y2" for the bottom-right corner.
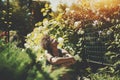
[
  {"x1": 25, "y1": 19, "x2": 49, "y2": 61},
  {"x1": 25, "y1": 17, "x2": 75, "y2": 62}
]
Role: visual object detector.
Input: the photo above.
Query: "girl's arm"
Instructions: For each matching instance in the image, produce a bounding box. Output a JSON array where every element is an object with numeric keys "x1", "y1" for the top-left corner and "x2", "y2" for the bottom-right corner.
[
  {"x1": 45, "y1": 53, "x2": 75, "y2": 65},
  {"x1": 61, "y1": 49, "x2": 73, "y2": 57}
]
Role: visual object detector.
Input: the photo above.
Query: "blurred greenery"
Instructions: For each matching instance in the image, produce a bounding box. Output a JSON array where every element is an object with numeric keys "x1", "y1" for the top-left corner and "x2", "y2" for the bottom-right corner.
[
  {"x1": 0, "y1": 40, "x2": 69, "y2": 80},
  {"x1": 0, "y1": 40, "x2": 32, "y2": 80},
  {"x1": 0, "y1": 0, "x2": 120, "y2": 80}
]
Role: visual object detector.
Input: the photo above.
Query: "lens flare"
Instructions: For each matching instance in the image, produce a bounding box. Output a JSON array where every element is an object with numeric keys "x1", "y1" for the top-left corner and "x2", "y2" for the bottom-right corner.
[
  {"x1": 90, "y1": 0, "x2": 120, "y2": 10},
  {"x1": 49, "y1": 0, "x2": 120, "y2": 11}
]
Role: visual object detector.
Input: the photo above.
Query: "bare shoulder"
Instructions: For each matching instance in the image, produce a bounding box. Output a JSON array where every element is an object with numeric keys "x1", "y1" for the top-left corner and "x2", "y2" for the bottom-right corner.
[
  {"x1": 60, "y1": 49, "x2": 74, "y2": 57},
  {"x1": 60, "y1": 49, "x2": 69, "y2": 54}
]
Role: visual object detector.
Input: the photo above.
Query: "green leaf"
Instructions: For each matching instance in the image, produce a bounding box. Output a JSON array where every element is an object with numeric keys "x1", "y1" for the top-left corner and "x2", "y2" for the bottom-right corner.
[
  {"x1": 43, "y1": 12, "x2": 47, "y2": 16},
  {"x1": 41, "y1": 8, "x2": 45, "y2": 12},
  {"x1": 105, "y1": 51, "x2": 116, "y2": 56}
]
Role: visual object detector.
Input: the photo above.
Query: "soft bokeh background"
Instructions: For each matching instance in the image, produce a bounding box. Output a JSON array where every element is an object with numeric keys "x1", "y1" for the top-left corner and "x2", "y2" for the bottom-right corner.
[{"x1": 0, "y1": 0, "x2": 120, "y2": 80}]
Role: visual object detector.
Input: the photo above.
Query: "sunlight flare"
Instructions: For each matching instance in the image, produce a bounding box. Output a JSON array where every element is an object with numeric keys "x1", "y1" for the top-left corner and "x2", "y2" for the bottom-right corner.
[{"x1": 49, "y1": 0, "x2": 120, "y2": 11}]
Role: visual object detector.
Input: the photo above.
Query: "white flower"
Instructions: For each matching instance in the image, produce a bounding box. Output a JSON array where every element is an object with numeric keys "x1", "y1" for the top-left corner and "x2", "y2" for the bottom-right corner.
[
  {"x1": 51, "y1": 21, "x2": 58, "y2": 25},
  {"x1": 107, "y1": 30, "x2": 111, "y2": 35},
  {"x1": 43, "y1": 19, "x2": 49, "y2": 26},
  {"x1": 34, "y1": 45, "x2": 40, "y2": 52},
  {"x1": 74, "y1": 21, "x2": 81, "y2": 28},
  {"x1": 33, "y1": 33, "x2": 37, "y2": 40},
  {"x1": 65, "y1": 8, "x2": 70, "y2": 12},
  {"x1": 93, "y1": 20, "x2": 98, "y2": 26},
  {"x1": 70, "y1": 10, "x2": 75, "y2": 13},
  {"x1": 65, "y1": 8, "x2": 70, "y2": 14},
  {"x1": 98, "y1": 31, "x2": 102, "y2": 35},
  {"x1": 77, "y1": 29, "x2": 84, "y2": 34},
  {"x1": 24, "y1": 43, "x2": 30, "y2": 48},
  {"x1": 37, "y1": 55, "x2": 45, "y2": 61},
  {"x1": 58, "y1": 37, "x2": 64, "y2": 43},
  {"x1": 80, "y1": 30, "x2": 84, "y2": 34},
  {"x1": 22, "y1": 49, "x2": 25, "y2": 52},
  {"x1": 38, "y1": 27, "x2": 43, "y2": 31},
  {"x1": 43, "y1": 30, "x2": 49, "y2": 35},
  {"x1": 58, "y1": 37, "x2": 64, "y2": 48},
  {"x1": 45, "y1": 50, "x2": 48, "y2": 54},
  {"x1": 27, "y1": 33, "x2": 31, "y2": 37}
]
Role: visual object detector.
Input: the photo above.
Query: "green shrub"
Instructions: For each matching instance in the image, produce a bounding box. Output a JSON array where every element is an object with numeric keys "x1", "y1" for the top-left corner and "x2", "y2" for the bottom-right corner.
[
  {"x1": 0, "y1": 40, "x2": 69, "y2": 80},
  {"x1": 90, "y1": 73, "x2": 120, "y2": 80},
  {"x1": 0, "y1": 41, "x2": 32, "y2": 80}
]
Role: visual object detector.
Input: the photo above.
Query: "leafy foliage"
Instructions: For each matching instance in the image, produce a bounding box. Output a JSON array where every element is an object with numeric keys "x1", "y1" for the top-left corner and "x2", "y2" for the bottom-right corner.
[
  {"x1": 0, "y1": 0, "x2": 120, "y2": 79},
  {"x1": 0, "y1": 0, "x2": 35, "y2": 40},
  {"x1": 0, "y1": 41, "x2": 31, "y2": 80},
  {"x1": 90, "y1": 73, "x2": 120, "y2": 80},
  {"x1": 25, "y1": 1, "x2": 120, "y2": 79},
  {"x1": 0, "y1": 40, "x2": 69, "y2": 80}
]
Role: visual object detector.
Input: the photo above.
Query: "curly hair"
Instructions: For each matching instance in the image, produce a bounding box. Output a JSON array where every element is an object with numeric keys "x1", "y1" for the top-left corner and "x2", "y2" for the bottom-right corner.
[{"x1": 41, "y1": 35, "x2": 52, "y2": 51}]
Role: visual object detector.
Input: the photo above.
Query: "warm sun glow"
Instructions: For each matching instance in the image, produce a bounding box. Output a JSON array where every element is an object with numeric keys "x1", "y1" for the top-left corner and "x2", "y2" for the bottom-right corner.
[
  {"x1": 49, "y1": 0, "x2": 120, "y2": 11},
  {"x1": 91, "y1": 0, "x2": 120, "y2": 10},
  {"x1": 49, "y1": 0, "x2": 77, "y2": 11},
  {"x1": 55, "y1": 0, "x2": 120, "y2": 26}
]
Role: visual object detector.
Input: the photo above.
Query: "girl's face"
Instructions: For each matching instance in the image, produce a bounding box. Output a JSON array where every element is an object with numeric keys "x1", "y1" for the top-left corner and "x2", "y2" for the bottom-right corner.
[{"x1": 50, "y1": 38, "x2": 59, "y2": 48}]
